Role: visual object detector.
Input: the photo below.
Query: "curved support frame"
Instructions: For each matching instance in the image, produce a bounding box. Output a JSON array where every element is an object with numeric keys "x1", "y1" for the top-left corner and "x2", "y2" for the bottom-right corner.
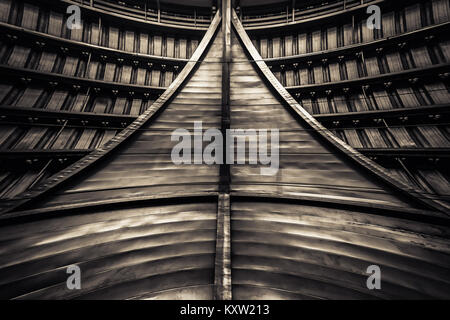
[
  {"x1": 0, "y1": 11, "x2": 222, "y2": 216},
  {"x1": 243, "y1": 0, "x2": 384, "y2": 32},
  {"x1": 231, "y1": 9, "x2": 450, "y2": 216},
  {"x1": 47, "y1": 0, "x2": 209, "y2": 34}
]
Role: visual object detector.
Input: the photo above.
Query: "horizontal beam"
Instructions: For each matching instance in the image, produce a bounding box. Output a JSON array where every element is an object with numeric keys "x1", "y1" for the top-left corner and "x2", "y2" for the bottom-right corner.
[
  {"x1": 0, "y1": 23, "x2": 189, "y2": 67},
  {"x1": 286, "y1": 63, "x2": 450, "y2": 93},
  {"x1": 314, "y1": 104, "x2": 450, "y2": 129},
  {"x1": 264, "y1": 22, "x2": 450, "y2": 65},
  {"x1": 231, "y1": 193, "x2": 450, "y2": 223},
  {"x1": 0, "y1": 149, "x2": 93, "y2": 161},
  {"x1": 0, "y1": 105, "x2": 137, "y2": 128},
  {"x1": 0, "y1": 193, "x2": 219, "y2": 223},
  {"x1": 244, "y1": 0, "x2": 383, "y2": 30},
  {"x1": 243, "y1": 0, "x2": 411, "y2": 32},
  {"x1": 0, "y1": 65, "x2": 166, "y2": 96},
  {"x1": 37, "y1": 0, "x2": 209, "y2": 34},
  {"x1": 358, "y1": 148, "x2": 450, "y2": 159}
]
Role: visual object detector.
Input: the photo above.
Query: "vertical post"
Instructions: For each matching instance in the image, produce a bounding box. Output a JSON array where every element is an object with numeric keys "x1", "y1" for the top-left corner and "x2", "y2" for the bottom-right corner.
[
  {"x1": 84, "y1": 52, "x2": 92, "y2": 78},
  {"x1": 98, "y1": 16, "x2": 102, "y2": 47},
  {"x1": 214, "y1": 0, "x2": 232, "y2": 301},
  {"x1": 286, "y1": 5, "x2": 289, "y2": 23},
  {"x1": 220, "y1": 0, "x2": 231, "y2": 194},
  {"x1": 145, "y1": 0, "x2": 147, "y2": 20},
  {"x1": 214, "y1": 193, "x2": 232, "y2": 300},
  {"x1": 292, "y1": 0, "x2": 296, "y2": 22},
  {"x1": 352, "y1": 14, "x2": 355, "y2": 44},
  {"x1": 157, "y1": 0, "x2": 161, "y2": 23}
]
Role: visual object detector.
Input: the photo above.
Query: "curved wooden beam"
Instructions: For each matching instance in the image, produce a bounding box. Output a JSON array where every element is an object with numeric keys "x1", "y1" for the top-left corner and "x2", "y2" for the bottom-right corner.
[
  {"x1": 243, "y1": 0, "x2": 384, "y2": 31},
  {"x1": 231, "y1": 9, "x2": 450, "y2": 216},
  {"x1": 0, "y1": 11, "x2": 222, "y2": 216}
]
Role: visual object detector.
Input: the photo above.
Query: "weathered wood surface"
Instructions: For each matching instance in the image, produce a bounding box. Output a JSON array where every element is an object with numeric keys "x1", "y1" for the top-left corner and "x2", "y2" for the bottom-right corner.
[
  {"x1": 229, "y1": 28, "x2": 416, "y2": 211},
  {"x1": 0, "y1": 6, "x2": 450, "y2": 301},
  {"x1": 0, "y1": 12, "x2": 223, "y2": 299},
  {"x1": 0, "y1": 202, "x2": 217, "y2": 299},
  {"x1": 231, "y1": 200, "x2": 450, "y2": 299},
  {"x1": 231, "y1": 9, "x2": 450, "y2": 215}
]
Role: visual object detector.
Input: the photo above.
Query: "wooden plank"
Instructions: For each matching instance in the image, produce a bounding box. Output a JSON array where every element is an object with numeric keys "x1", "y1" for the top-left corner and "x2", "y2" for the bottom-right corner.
[
  {"x1": 432, "y1": 0, "x2": 450, "y2": 24},
  {"x1": 7, "y1": 46, "x2": 30, "y2": 68},
  {"x1": 124, "y1": 30, "x2": 135, "y2": 52},
  {"x1": 327, "y1": 27, "x2": 338, "y2": 49},
  {"x1": 62, "y1": 56, "x2": 79, "y2": 76},
  {"x1": 108, "y1": 26, "x2": 120, "y2": 49},
  {"x1": 166, "y1": 37, "x2": 175, "y2": 58},
  {"x1": 153, "y1": 35, "x2": 163, "y2": 56},
  {"x1": 20, "y1": 3, "x2": 39, "y2": 30},
  {"x1": 71, "y1": 93, "x2": 88, "y2": 112},
  {"x1": 15, "y1": 87, "x2": 42, "y2": 108},
  {"x1": 214, "y1": 194, "x2": 231, "y2": 300},
  {"x1": 90, "y1": 22, "x2": 100, "y2": 46},
  {"x1": 382, "y1": 12, "x2": 396, "y2": 38},
  {"x1": 285, "y1": 35, "x2": 293, "y2": 56},
  {"x1": 48, "y1": 11, "x2": 63, "y2": 37},
  {"x1": 425, "y1": 82, "x2": 450, "y2": 104},
  {"x1": 397, "y1": 87, "x2": 420, "y2": 107},
  {"x1": 0, "y1": 0, "x2": 11, "y2": 22},
  {"x1": 120, "y1": 65, "x2": 133, "y2": 84},
  {"x1": 179, "y1": 38, "x2": 188, "y2": 59},
  {"x1": 405, "y1": 4, "x2": 422, "y2": 32},
  {"x1": 411, "y1": 46, "x2": 433, "y2": 68},
  {"x1": 312, "y1": 30, "x2": 321, "y2": 52}
]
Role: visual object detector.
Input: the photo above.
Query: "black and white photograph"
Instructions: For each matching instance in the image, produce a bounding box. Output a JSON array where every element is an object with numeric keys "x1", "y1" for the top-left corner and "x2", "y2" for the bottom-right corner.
[{"x1": 0, "y1": 0, "x2": 449, "y2": 310}]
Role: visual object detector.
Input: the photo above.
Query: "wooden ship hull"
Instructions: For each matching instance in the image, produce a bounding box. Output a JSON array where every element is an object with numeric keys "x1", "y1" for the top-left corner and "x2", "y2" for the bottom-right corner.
[{"x1": 0, "y1": 0, "x2": 449, "y2": 300}]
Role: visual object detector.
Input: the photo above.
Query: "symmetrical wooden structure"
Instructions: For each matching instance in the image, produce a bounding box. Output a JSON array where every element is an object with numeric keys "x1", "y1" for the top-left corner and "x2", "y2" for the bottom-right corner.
[{"x1": 0, "y1": 0, "x2": 449, "y2": 300}]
